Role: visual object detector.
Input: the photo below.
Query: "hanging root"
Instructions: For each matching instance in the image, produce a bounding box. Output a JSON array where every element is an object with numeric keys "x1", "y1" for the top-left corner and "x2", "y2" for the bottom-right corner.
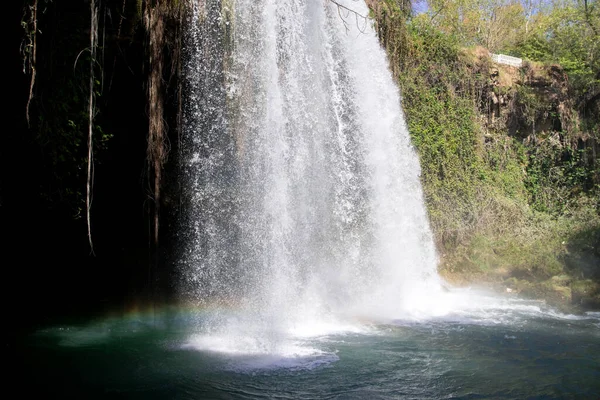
[
  {"x1": 87, "y1": 0, "x2": 99, "y2": 256},
  {"x1": 23, "y1": 0, "x2": 38, "y2": 127},
  {"x1": 145, "y1": 1, "x2": 167, "y2": 246}
]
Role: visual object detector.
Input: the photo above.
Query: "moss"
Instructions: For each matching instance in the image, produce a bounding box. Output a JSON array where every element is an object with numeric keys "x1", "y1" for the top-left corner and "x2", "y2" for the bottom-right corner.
[{"x1": 571, "y1": 279, "x2": 600, "y2": 308}]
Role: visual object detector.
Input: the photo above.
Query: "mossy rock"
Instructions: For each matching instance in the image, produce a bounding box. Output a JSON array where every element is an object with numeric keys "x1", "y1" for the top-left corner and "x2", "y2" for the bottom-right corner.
[
  {"x1": 542, "y1": 279, "x2": 572, "y2": 303},
  {"x1": 504, "y1": 276, "x2": 531, "y2": 292},
  {"x1": 571, "y1": 279, "x2": 600, "y2": 309},
  {"x1": 518, "y1": 278, "x2": 572, "y2": 307},
  {"x1": 550, "y1": 274, "x2": 571, "y2": 286}
]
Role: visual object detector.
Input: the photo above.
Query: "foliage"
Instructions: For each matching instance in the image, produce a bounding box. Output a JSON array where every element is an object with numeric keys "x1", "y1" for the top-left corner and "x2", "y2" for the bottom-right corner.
[
  {"x1": 525, "y1": 142, "x2": 597, "y2": 214},
  {"x1": 422, "y1": 0, "x2": 600, "y2": 116},
  {"x1": 368, "y1": 0, "x2": 412, "y2": 75},
  {"x1": 512, "y1": 0, "x2": 600, "y2": 98},
  {"x1": 22, "y1": 1, "x2": 112, "y2": 218},
  {"x1": 426, "y1": 0, "x2": 528, "y2": 52},
  {"x1": 367, "y1": 0, "x2": 600, "y2": 309},
  {"x1": 394, "y1": 16, "x2": 488, "y2": 246}
]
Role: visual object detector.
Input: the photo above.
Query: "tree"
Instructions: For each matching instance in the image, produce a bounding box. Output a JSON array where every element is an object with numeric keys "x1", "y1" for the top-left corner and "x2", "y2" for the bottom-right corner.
[
  {"x1": 426, "y1": 0, "x2": 527, "y2": 53},
  {"x1": 516, "y1": 0, "x2": 599, "y2": 96}
]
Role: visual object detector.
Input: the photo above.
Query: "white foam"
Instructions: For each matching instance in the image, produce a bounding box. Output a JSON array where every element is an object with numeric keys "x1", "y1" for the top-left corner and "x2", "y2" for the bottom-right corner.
[{"x1": 182, "y1": 331, "x2": 340, "y2": 372}]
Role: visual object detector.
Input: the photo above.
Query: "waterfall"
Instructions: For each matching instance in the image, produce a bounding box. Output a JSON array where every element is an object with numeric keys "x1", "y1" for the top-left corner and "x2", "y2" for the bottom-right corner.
[{"x1": 178, "y1": 0, "x2": 444, "y2": 340}]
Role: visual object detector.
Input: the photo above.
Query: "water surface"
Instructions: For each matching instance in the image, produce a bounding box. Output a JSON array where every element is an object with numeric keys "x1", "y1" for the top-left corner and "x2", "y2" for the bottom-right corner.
[{"x1": 20, "y1": 290, "x2": 600, "y2": 399}]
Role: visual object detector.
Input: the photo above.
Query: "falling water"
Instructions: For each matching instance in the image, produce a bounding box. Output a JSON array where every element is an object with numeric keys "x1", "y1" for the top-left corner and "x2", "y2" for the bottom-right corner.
[
  {"x1": 17, "y1": 1, "x2": 600, "y2": 393},
  {"x1": 177, "y1": 0, "x2": 445, "y2": 347}
]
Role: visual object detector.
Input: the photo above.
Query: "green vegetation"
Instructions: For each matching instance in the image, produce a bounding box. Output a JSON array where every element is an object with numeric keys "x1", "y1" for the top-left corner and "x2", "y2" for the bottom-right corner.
[
  {"x1": 371, "y1": 0, "x2": 600, "y2": 310},
  {"x1": 20, "y1": 0, "x2": 113, "y2": 218}
]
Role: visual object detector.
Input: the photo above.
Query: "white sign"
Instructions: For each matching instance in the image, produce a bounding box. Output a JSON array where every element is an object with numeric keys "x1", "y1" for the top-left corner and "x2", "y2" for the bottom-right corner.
[{"x1": 491, "y1": 53, "x2": 523, "y2": 67}]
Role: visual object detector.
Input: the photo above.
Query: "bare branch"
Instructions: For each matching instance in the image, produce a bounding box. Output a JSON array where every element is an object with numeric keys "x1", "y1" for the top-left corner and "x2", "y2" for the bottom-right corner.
[
  {"x1": 429, "y1": 5, "x2": 445, "y2": 24},
  {"x1": 328, "y1": 0, "x2": 370, "y2": 33},
  {"x1": 328, "y1": 0, "x2": 368, "y2": 19}
]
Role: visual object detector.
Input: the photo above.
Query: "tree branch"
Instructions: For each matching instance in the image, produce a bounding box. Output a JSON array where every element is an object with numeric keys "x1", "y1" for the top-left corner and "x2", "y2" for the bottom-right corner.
[{"x1": 328, "y1": 0, "x2": 369, "y2": 33}]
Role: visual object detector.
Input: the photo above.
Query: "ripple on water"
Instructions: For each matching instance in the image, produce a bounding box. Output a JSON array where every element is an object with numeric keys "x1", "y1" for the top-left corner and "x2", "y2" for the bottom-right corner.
[{"x1": 180, "y1": 332, "x2": 341, "y2": 373}]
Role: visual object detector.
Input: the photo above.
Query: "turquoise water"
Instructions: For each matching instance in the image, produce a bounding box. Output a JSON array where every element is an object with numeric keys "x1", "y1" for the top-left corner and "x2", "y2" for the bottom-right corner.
[{"x1": 18, "y1": 293, "x2": 600, "y2": 399}]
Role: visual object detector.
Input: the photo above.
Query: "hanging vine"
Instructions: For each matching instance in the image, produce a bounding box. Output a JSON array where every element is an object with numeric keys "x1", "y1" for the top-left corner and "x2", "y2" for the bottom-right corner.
[
  {"x1": 145, "y1": 1, "x2": 166, "y2": 247},
  {"x1": 22, "y1": 0, "x2": 38, "y2": 127},
  {"x1": 143, "y1": 0, "x2": 186, "y2": 247},
  {"x1": 87, "y1": 0, "x2": 99, "y2": 255}
]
